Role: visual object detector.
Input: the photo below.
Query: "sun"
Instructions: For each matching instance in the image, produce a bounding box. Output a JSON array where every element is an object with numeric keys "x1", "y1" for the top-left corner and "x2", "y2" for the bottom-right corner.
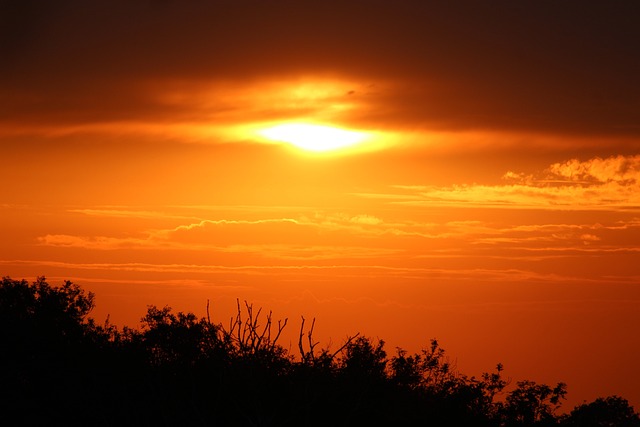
[{"x1": 257, "y1": 123, "x2": 370, "y2": 152}]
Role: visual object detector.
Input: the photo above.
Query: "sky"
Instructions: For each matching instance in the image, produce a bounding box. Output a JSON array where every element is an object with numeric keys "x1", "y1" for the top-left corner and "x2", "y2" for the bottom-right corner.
[{"x1": 2, "y1": 0, "x2": 640, "y2": 410}]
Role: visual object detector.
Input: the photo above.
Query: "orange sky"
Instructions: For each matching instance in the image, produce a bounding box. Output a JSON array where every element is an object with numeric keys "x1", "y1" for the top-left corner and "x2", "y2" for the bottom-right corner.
[{"x1": 2, "y1": 0, "x2": 640, "y2": 411}]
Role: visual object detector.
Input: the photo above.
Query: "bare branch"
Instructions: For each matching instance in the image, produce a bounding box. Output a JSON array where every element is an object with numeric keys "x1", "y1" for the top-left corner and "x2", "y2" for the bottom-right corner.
[
  {"x1": 331, "y1": 332, "x2": 361, "y2": 359},
  {"x1": 271, "y1": 317, "x2": 287, "y2": 350},
  {"x1": 298, "y1": 316, "x2": 306, "y2": 361},
  {"x1": 307, "y1": 318, "x2": 318, "y2": 362}
]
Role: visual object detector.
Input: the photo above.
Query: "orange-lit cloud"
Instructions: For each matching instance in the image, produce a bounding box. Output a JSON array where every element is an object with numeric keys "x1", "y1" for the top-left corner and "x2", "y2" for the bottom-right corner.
[
  {"x1": 2, "y1": 1, "x2": 639, "y2": 143},
  {"x1": 359, "y1": 155, "x2": 640, "y2": 211}
]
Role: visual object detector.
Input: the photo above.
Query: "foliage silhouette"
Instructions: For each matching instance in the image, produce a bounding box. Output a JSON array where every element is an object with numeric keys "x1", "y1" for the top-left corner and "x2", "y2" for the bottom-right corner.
[
  {"x1": 2, "y1": 276, "x2": 639, "y2": 426},
  {"x1": 561, "y1": 396, "x2": 640, "y2": 427},
  {"x1": 500, "y1": 380, "x2": 568, "y2": 426}
]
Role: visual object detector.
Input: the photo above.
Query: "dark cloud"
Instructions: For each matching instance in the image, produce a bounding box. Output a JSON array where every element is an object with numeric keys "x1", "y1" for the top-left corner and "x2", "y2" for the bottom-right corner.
[{"x1": 1, "y1": 0, "x2": 639, "y2": 137}]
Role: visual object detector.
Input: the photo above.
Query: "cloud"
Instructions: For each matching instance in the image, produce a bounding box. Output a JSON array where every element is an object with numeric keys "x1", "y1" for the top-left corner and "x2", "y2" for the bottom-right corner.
[
  {"x1": 224, "y1": 244, "x2": 401, "y2": 261},
  {"x1": 68, "y1": 208, "x2": 199, "y2": 220},
  {"x1": 349, "y1": 214, "x2": 383, "y2": 225},
  {"x1": 35, "y1": 195, "x2": 640, "y2": 267},
  {"x1": 168, "y1": 218, "x2": 301, "y2": 232},
  {"x1": 546, "y1": 155, "x2": 640, "y2": 184},
  {"x1": 579, "y1": 234, "x2": 600, "y2": 244},
  {"x1": 37, "y1": 234, "x2": 158, "y2": 250},
  {"x1": 0, "y1": 258, "x2": 606, "y2": 285},
  {"x1": 376, "y1": 155, "x2": 640, "y2": 211},
  {"x1": 1, "y1": 1, "x2": 638, "y2": 140},
  {"x1": 34, "y1": 213, "x2": 401, "y2": 259}
]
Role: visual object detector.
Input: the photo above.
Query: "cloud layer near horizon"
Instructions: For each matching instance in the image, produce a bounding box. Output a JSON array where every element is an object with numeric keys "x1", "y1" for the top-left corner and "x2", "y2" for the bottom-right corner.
[{"x1": 14, "y1": 155, "x2": 637, "y2": 288}]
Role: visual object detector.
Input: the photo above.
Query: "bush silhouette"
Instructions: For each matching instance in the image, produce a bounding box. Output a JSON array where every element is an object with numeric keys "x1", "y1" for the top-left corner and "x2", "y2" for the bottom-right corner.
[
  {"x1": 561, "y1": 396, "x2": 640, "y2": 427},
  {"x1": 2, "y1": 276, "x2": 639, "y2": 426},
  {"x1": 500, "y1": 380, "x2": 568, "y2": 426}
]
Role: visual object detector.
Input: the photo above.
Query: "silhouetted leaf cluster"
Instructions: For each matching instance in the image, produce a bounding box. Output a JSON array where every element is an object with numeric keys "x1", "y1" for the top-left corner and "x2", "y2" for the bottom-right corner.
[{"x1": 2, "y1": 277, "x2": 639, "y2": 426}]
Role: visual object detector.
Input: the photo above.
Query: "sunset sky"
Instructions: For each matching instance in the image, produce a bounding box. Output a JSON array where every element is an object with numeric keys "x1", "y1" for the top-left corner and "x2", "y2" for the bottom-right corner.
[{"x1": 2, "y1": 0, "x2": 639, "y2": 410}]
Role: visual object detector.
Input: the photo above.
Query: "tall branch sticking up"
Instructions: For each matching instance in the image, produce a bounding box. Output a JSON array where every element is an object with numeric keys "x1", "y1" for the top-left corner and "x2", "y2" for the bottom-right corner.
[
  {"x1": 298, "y1": 315, "x2": 360, "y2": 365},
  {"x1": 224, "y1": 298, "x2": 288, "y2": 356}
]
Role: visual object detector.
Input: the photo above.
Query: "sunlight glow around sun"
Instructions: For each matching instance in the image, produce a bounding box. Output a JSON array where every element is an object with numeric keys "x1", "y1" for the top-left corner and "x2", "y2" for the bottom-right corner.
[{"x1": 258, "y1": 123, "x2": 370, "y2": 152}]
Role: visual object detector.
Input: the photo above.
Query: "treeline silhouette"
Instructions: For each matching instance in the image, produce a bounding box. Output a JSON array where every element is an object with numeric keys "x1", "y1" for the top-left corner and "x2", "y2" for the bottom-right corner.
[{"x1": 1, "y1": 276, "x2": 639, "y2": 426}]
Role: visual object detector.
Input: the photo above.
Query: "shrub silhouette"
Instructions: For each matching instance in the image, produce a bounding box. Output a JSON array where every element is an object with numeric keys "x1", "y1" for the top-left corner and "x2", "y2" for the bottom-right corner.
[
  {"x1": 2, "y1": 276, "x2": 639, "y2": 426},
  {"x1": 500, "y1": 380, "x2": 568, "y2": 426},
  {"x1": 340, "y1": 336, "x2": 387, "y2": 381},
  {"x1": 561, "y1": 396, "x2": 640, "y2": 427},
  {"x1": 140, "y1": 304, "x2": 229, "y2": 366}
]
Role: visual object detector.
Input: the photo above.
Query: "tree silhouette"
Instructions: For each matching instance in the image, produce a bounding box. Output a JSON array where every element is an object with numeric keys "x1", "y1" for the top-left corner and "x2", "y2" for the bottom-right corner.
[
  {"x1": 561, "y1": 396, "x2": 640, "y2": 427},
  {"x1": 140, "y1": 304, "x2": 227, "y2": 366},
  {"x1": 2, "y1": 276, "x2": 639, "y2": 427},
  {"x1": 500, "y1": 380, "x2": 567, "y2": 426},
  {"x1": 0, "y1": 277, "x2": 99, "y2": 425}
]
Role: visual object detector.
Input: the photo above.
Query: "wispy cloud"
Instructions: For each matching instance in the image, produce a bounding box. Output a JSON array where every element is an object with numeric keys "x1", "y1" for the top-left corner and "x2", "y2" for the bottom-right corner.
[
  {"x1": 166, "y1": 218, "x2": 302, "y2": 233},
  {"x1": 0, "y1": 259, "x2": 610, "y2": 284},
  {"x1": 68, "y1": 208, "x2": 199, "y2": 221},
  {"x1": 545, "y1": 155, "x2": 640, "y2": 184},
  {"x1": 37, "y1": 234, "x2": 162, "y2": 250},
  {"x1": 35, "y1": 213, "x2": 400, "y2": 261},
  {"x1": 356, "y1": 155, "x2": 640, "y2": 211},
  {"x1": 23, "y1": 156, "x2": 640, "y2": 288},
  {"x1": 223, "y1": 244, "x2": 401, "y2": 261}
]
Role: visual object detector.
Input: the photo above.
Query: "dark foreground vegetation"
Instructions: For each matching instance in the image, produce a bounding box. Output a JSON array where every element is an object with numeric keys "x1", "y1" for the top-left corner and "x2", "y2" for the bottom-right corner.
[{"x1": 1, "y1": 277, "x2": 639, "y2": 427}]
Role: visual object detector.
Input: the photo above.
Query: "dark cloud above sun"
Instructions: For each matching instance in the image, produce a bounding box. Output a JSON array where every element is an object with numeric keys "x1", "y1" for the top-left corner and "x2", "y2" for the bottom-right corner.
[{"x1": 1, "y1": 0, "x2": 639, "y2": 138}]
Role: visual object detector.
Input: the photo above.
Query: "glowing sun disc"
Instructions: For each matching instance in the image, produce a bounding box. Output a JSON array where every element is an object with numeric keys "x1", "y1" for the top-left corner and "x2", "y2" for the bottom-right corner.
[{"x1": 258, "y1": 123, "x2": 369, "y2": 152}]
